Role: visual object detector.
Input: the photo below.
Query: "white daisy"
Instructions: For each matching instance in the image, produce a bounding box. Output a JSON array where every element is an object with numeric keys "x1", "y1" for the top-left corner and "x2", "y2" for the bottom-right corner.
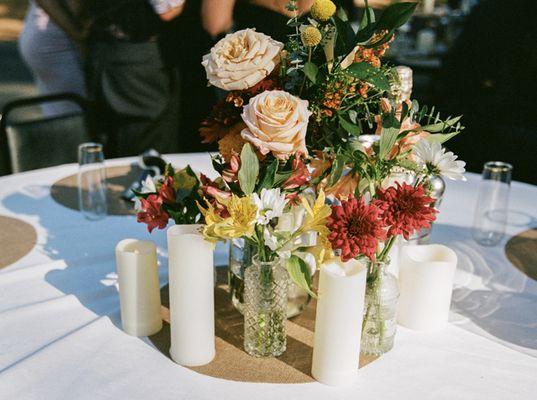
[
  {"x1": 413, "y1": 140, "x2": 466, "y2": 181},
  {"x1": 252, "y1": 188, "x2": 288, "y2": 225},
  {"x1": 140, "y1": 175, "x2": 158, "y2": 193}
]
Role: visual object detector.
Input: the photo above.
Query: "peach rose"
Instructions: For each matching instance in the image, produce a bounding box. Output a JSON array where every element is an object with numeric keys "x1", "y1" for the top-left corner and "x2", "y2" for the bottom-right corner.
[
  {"x1": 201, "y1": 29, "x2": 284, "y2": 91},
  {"x1": 240, "y1": 90, "x2": 311, "y2": 160}
]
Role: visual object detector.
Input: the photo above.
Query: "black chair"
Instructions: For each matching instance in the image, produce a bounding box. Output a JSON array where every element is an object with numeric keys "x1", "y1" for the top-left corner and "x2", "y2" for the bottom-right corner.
[{"x1": 0, "y1": 93, "x2": 92, "y2": 174}]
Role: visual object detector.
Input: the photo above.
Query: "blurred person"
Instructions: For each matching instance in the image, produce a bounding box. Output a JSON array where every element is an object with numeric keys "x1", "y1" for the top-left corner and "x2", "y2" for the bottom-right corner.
[
  {"x1": 19, "y1": 1, "x2": 87, "y2": 116},
  {"x1": 435, "y1": 0, "x2": 537, "y2": 184},
  {"x1": 87, "y1": 0, "x2": 185, "y2": 158},
  {"x1": 234, "y1": 0, "x2": 314, "y2": 42}
]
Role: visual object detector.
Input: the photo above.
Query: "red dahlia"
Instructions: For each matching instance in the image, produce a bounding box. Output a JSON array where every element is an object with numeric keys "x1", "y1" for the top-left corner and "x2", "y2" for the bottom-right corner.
[
  {"x1": 373, "y1": 183, "x2": 437, "y2": 240},
  {"x1": 327, "y1": 196, "x2": 387, "y2": 262}
]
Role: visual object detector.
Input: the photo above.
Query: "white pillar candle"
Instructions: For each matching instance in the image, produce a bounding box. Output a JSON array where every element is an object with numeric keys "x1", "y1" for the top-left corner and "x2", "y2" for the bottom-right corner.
[
  {"x1": 167, "y1": 224, "x2": 215, "y2": 366},
  {"x1": 311, "y1": 258, "x2": 367, "y2": 386},
  {"x1": 115, "y1": 239, "x2": 162, "y2": 337},
  {"x1": 398, "y1": 244, "x2": 457, "y2": 331}
]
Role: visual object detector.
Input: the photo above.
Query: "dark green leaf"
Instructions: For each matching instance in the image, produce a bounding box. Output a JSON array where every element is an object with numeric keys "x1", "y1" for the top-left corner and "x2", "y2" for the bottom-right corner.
[
  {"x1": 238, "y1": 143, "x2": 259, "y2": 194},
  {"x1": 359, "y1": 4, "x2": 375, "y2": 30},
  {"x1": 376, "y1": 2, "x2": 417, "y2": 31},
  {"x1": 345, "y1": 62, "x2": 390, "y2": 92},
  {"x1": 334, "y1": 15, "x2": 356, "y2": 56},
  {"x1": 257, "y1": 159, "x2": 279, "y2": 190},
  {"x1": 286, "y1": 255, "x2": 315, "y2": 298},
  {"x1": 328, "y1": 154, "x2": 345, "y2": 186},
  {"x1": 303, "y1": 61, "x2": 318, "y2": 84},
  {"x1": 338, "y1": 115, "x2": 361, "y2": 136}
]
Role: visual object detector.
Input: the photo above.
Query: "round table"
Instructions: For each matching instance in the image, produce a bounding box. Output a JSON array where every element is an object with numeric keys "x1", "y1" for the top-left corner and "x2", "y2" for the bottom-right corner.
[{"x1": 0, "y1": 154, "x2": 536, "y2": 400}]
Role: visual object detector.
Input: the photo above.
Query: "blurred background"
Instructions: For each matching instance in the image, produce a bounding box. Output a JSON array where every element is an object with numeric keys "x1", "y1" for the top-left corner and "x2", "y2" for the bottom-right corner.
[{"x1": 0, "y1": 0, "x2": 535, "y2": 184}]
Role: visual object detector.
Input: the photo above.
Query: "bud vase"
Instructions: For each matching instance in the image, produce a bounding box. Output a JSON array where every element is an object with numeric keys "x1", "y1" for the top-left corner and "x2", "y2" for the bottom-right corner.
[
  {"x1": 243, "y1": 255, "x2": 288, "y2": 357},
  {"x1": 361, "y1": 258, "x2": 399, "y2": 356},
  {"x1": 229, "y1": 239, "x2": 309, "y2": 317}
]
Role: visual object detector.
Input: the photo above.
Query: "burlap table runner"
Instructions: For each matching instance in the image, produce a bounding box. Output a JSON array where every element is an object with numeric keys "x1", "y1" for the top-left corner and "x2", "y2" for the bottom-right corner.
[
  {"x1": 505, "y1": 228, "x2": 537, "y2": 281},
  {"x1": 149, "y1": 270, "x2": 378, "y2": 384},
  {"x1": 50, "y1": 165, "x2": 142, "y2": 216},
  {"x1": 0, "y1": 215, "x2": 37, "y2": 269}
]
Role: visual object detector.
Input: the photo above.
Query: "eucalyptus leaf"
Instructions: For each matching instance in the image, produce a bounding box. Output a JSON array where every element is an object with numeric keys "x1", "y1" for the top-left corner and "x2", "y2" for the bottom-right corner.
[
  {"x1": 286, "y1": 255, "x2": 315, "y2": 298},
  {"x1": 304, "y1": 61, "x2": 318, "y2": 84},
  {"x1": 238, "y1": 143, "x2": 259, "y2": 194}
]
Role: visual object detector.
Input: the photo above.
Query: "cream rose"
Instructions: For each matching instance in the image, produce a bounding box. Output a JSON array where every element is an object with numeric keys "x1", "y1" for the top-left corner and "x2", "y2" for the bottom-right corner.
[
  {"x1": 201, "y1": 29, "x2": 284, "y2": 91},
  {"x1": 241, "y1": 90, "x2": 311, "y2": 160}
]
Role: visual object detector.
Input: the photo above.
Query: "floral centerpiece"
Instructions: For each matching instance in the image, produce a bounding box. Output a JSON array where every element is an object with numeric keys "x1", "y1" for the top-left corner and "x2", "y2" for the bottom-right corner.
[{"x1": 135, "y1": 0, "x2": 467, "y2": 358}]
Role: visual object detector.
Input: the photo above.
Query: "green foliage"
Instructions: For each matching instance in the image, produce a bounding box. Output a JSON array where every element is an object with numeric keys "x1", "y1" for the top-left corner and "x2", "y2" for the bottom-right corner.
[
  {"x1": 345, "y1": 63, "x2": 390, "y2": 91},
  {"x1": 286, "y1": 255, "x2": 316, "y2": 298},
  {"x1": 238, "y1": 143, "x2": 260, "y2": 194},
  {"x1": 304, "y1": 62, "x2": 319, "y2": 84}
]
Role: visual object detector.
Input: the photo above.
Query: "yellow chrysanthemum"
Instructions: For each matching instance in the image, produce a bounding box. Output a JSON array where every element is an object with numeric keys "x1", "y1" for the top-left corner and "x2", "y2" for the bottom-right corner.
[
  {"x1": 301, "y1": 26, "x2": 322, "y2": 47},
  {"x1": 199, "y1": 195, "x2": 257, "y2": 241},
  {"x1": 310, "y1": 0, "x2": 336, "y2": 22}
]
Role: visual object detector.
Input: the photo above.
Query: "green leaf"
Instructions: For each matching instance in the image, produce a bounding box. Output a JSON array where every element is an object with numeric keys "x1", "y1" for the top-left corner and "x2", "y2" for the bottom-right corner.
[
  {"x1": 345, "y1": 62, "x2": 390, "y2": 92},
  {"x1": 359, "y1": 4, "x2": 375, "y2": 30},
  {"x1": 376, "y1": 2, "x2": 417, "y2": 31},
  {"x1": 303, "y1": 62, "x2": 318, "y2": 84},
  {"x1": 338, "y1": 115, "x2": 361, "y2": 136},
  {"x1": 345, "y1": 62, "x2": 376, "y2": 79},
  {"x1": 238, "y1": 143, "x2": 259, "y2": 194},
  {"x1": 426, "y1": 131, "x2": 461, "y2": 144},
  {"x1": 421, "y1": 115, "x2": 463, "y2": 133},
  {"x1": 334, "y1": 15, "x2": 356, "y2": 56},
  {"x1": 328, "y1": 154, "x2": 345, "y2": 186},
  {"x1": 379, "y1": 126, "x2": 400, "y2": 160},
  {"x1": 257, "y1": 159, "x2": 279, "y2": 190},
  {"x1": 286, "y1": 256, "x2": 316, "y2": 298}
]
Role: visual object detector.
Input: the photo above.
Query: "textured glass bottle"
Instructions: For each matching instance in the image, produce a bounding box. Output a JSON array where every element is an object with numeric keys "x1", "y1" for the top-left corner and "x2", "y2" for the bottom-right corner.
[
  {"x1": 229, "y1": 239, "x2": 309, "y2": 317},
  {"x1": 361, "y1": 259, "x2": 399, "y2": 356},
  {"x1": 243, "y1": 255, "x2": 288, "y2": 357}
]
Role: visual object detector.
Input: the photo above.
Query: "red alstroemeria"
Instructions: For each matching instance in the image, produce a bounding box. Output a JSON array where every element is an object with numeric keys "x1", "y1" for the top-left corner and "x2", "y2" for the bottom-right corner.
[
  {"x1": 158, "y1": 176, "x2": 175, "y2": 204},
  {"x1": 327, "y1": 195, "x2": 387, "y2": 262},
  {"x1": 283, "y1": 157, "x2": 310, "y2": 189},
  {"x1": 137, "y1": 194, "x2": 169, "y2": 233},
  {"x1": 373, "y1": 182, "x2": 437, "y2": 240},
  {"x1": 222, "y1": 154, "x2": 240, "y2": 183}
]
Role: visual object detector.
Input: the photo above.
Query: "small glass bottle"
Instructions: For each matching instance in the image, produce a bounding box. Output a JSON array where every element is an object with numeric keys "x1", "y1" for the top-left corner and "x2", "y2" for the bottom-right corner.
[
  {"x1": 361, "y1": 258, "x2": 399, "y2": 356},
  {"x1": 472, "y1": 161, "x2": 513, "y2": 246},
  {"x1": 229, "y1": 239, "x2": 310, "y2": 318},
  {"x1": 78, "y1": 142, "x2": 107, "y2": 220},
  {"x1": 243, "y1": 255, "x2": 287, "y2": 357}
]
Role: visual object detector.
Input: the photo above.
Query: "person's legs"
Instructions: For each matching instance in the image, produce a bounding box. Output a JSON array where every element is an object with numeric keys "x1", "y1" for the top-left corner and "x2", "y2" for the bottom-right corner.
[{"x1": 18, "y1": 1, "x2": 86, "y2": 116}]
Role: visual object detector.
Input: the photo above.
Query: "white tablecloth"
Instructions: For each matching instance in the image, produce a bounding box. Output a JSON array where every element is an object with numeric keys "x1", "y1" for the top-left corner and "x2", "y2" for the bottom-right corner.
[{"x1": 0, "y1": 153, "x2": 536, "y2": 400}]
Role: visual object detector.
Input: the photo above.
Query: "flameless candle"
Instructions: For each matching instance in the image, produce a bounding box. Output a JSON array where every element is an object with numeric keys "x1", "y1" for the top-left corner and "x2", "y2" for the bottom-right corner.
[
  {"x1": 311, "y1": 258, "x2": 367, "y2": 386},
  {"x1": 398, "y1": 244, "x2": 458, "y2": 331},
  {"x1": 115, "y1": 239, "x2": 162, "y2": 337},
  {"x1": 167, "y1": 224, "x2": 215, "y2": 366}
]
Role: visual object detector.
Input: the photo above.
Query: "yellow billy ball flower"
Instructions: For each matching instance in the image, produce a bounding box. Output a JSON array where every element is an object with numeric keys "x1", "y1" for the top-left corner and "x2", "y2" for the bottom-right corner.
[
  {"x1": 310, "y1": 0, "x2": 336, "y2": 22},
  {"x1": 301, "y1": 26, "x2": 322, "y2": 47}
]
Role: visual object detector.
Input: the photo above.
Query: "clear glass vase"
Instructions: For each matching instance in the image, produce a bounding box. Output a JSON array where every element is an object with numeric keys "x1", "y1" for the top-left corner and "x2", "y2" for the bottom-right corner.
[
  {"x1": 229, "y1": 239, "x2": 310, "y2": 318},
  {"x1": 361, "y1": 258, "x2": 399, "y2": 356},
  {"x1": 243, "y1": 255, "x2": 288, "y2": 357}
]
